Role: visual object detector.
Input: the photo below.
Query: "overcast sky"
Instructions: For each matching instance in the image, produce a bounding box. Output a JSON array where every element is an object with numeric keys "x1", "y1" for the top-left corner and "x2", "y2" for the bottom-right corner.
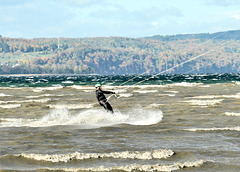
[{"x1": 0, "y1": 0, "x2": 240, "y2": 38}]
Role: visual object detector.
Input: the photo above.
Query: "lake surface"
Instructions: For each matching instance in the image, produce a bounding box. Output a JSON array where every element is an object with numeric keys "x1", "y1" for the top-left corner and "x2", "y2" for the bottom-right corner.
[{"x1": 0, "y1": 74, "x2": 239, "y2": 171}]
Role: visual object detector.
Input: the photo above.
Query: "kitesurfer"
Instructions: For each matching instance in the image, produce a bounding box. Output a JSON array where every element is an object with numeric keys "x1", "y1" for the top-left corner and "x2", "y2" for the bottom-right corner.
[{"x1": 95, "y1": 84, "x2": 115, "y2": 114}]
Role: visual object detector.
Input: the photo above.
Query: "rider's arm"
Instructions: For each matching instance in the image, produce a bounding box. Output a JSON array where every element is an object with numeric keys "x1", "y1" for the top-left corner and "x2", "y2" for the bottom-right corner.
[{"x1": 102, "y1": 90, "x2": 115, "y2": 94}]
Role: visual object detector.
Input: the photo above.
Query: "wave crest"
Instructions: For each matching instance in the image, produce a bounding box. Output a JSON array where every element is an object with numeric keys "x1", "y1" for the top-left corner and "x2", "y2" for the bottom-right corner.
[
  {"x1": 185, "y1": 126, "x2": 240, "y2": 131},
  {"x1": 19, "y1": 149, "x2": 174, "y2": 162},
  {"x1": 42, "y1": 160, "x2": 206, "y2": 171}
]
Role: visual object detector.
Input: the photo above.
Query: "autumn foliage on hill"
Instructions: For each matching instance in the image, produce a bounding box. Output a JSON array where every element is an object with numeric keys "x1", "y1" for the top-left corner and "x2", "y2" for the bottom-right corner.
[{"x1": 0, "y1": 30, "x2": 240, "y2": 75}]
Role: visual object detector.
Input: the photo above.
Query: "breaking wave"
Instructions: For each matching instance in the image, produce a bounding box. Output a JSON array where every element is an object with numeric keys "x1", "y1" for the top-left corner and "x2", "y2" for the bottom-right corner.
[
  {"x1": 169, "y1": 82, "x2": 202, "y2": 87},
  {"x1": 183, "y1": 99, "x2": 224, "y2": 107},
  {"x1": 0, "y1": 93, "x2": 12, "y2": 97},
  {"x1": 0, "y1": 98, "x2": 52, "y2": 104},
  {"x1": 19, "y1": 149, "x2": 174, "y2": 162},
  {"x1": 225, "y1": 112, "x2": 240, "y2": 116},
  {"x1": 184, "y1": 126, "x2": 240, "y2": 132},
  {"x1": 133, "y1": 90, "x2": 158, "y2": 94},
  {"x1": 46, "y1": 104, "x2": 94, "y2": 109},
  {"x1": 40, "y1": 160, "x2": 206, "y2": 172},
  {"x1": 0, "y1": 107, "x2": 163, "y2": 128},
  {"x1": 0, "y1": 104, "x2": 21, "y2": 109}
]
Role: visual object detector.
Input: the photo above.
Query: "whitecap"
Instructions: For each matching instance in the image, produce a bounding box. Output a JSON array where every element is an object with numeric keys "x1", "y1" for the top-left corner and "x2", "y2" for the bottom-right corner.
[
  {"x1": 117, "y1": 93, "x2": 133, "y2": 98},
  {"x1": 19, "y1": 149, "x2": 174, "y2": 162},
  {"x1": 224, "y1": 112, "x2": 240, "y2": 116},
  {"x1": 46, "y1": 104, "x2": 94, "y2": 109},
  {"x1": 0, "y1": 101, "x2": 8, "y2": 104},
  {"x1": 185, "y1": 126, "x2": 240, "y2": 132},
  {"x1": 234, "y1": 82, "x2": 240, "y2": 85},
  {"x1": 0, "y1": 87, "x2": 23, "y2": 90},
  {"x1": 147, "y1": 103, "x2": 162, "y2": 109},
  {"x1": 200, "y1": 85, "x2": 211, "y2": 88},
  {"x1": 0, "y1": 98, "x2": 52, "y2": 104},
  {"x1": 133, "y1": 90, "x2": 158, "y2": 94},
  {"x1": 170, "y1": 82, "x2": 202, "y2": 87},
  {"x1": 70, "y1": 85, "x2": 94, "y2": 90},
  {"x1": 41, "y1": 160, "x2": 206, "y2": 171},
  {"x1": 0, "y1": 93, "x2": 12, "y2": 97},
  {"x1": 24, "y1": 94, "x2": 67, "y2": 98},
  {"x1": 111, "y1": 88, "x2": 127, "y2": 93},
  {"x1": 124, "y1": 108, "x2": 163, "y2": 125},
  {"x1": 183, "y1": 99, "x2": 224, "y2": 107},
  {"x1": 0, "y1": 104, "x2": 21, "y2": 109},
  {"x1": 0, "y1": 118, "x2": 36, "y2": 127},
  {"x1": 62, "y1": 81, "x2": 74, "y2": 84},
  {"x1": 32, "y1": 86, "x2": 63, "y2": 92},
  {"x1": 158, "y1": 93, "x2": 176, "y2": 97},
  {"x1": 26, "y1": 98, "x2": 53, "y2": 103},
  {"x1": 190, "y1": 93, "x2": 240, "y2": 99},
  {"x1": 165, "y1": 90, "x2": 179, "y2": 93}
]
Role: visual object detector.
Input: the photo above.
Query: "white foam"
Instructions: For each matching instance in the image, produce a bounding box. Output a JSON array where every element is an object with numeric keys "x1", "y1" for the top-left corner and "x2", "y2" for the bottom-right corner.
[
  {"x1": 123, "y1": 108, "x2": 163, "y2": 125},
  {"x1": 46, "y1": 104, "x2": 94, "y2": 109},
  {"x1": 165, "y1": 91, "x2": 179, "y2": 93},
  {"x1": 0, "y1": 101, "x2": 8, "y2": 104},
  {"x1": 185, "y1": 126, "x2": 240, "y2": 132},
  {"x1": 114, "y1": 89, "x2": 127, "y2": 93},
  {"x1": 183, "y1": 99, "x2": 224, "y2": 107},
  {"x1": 234, "y1": 81, "x2": 240, "y2": 85},
  {"x1": 117, "y1": 93, "x2": 133, "y2": 98},
  {"x1": 0, "y1": 118, "x2": 36, "y2": 127},
  {"x1": 222, "y1": 94, "x2": 240, "y2": 99},
  {"x1": 25, "y1": 94, "x2": 67, "y2": 98},
  {"x1": 70, "y1": 85, "x2": 93, "y2": 90},
  {"x1": 200, "y1": 85, "x2": 211, "y2": 88},
  {"x1": 0, "y1": 107, "x2": 163, "y2": 128},
  {"x1": 0, "y1": 98, "x2": 52, "y2": 104},
  {"x1": 158, "y1": 93, "x2": 176, "y2": 97},
  {"x1": 62, "y1": 81, "x2": 74, "y2": 84},
  {"x1": 170, "y1": 82, "x2": 202, "y2": 87},
  {"x1": 0, "y1": 104, "x2": 21, "y2": 109},
  {"x1": 32, "y1": 86, "x2": 63, "y2": 92},
  {"x1": 26, "y1": 98, "x2": 53, "y2": 103},
  {"x1": 147, "y1": 103, "x2": 162, "y2": 109},
  {"x1": 224, "y1": 112, "x2": 240, "y2": 116},
  {"x1": 133, "y1": 90, "x2": 158, "y2": 94},
  {"x1": 0, "y1": 93, "x2": 12, "y2": 97},
  {"x1": 25, "y1": 95, "x2": 51, "y2": 98},
  {"x1": 69, "y1": 85, "x2": 96, "y2": 92},
  {"x1": 20, "y1": 149, "x2": 174, "y2": 162},
  {"x1": 42, "y1": 160, "x2": 205, "y2": 171},
  {"x1": 189, "y1": 95, "x2": 219, "y2": 99},
  {"x1": 0, "y1": 87, "x2": 23, "y2": 90},
  {"x1": 189, "y1": 93, "x2": 240, "y2": 99}
]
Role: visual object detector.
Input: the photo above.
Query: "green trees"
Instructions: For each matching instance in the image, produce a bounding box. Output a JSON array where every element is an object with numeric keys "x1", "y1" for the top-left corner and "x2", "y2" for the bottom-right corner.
[{"x1": 0, "y1": 42, "x2": 10, "y2": 53}]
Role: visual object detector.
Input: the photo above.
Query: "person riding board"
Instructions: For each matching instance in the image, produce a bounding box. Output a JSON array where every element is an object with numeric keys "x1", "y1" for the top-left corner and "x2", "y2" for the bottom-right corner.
[{"x1": 95, "y1": 84, "x2": 115, "y2": 114}]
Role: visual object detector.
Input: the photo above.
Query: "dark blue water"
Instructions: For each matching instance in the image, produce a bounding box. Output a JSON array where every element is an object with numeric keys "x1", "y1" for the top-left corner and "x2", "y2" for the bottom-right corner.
[{"x1": 1, "y1": 73, "x2": 240, "y2": 87}]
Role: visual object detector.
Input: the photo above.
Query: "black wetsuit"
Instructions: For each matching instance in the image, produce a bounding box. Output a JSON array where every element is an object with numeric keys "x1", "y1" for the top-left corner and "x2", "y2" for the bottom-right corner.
[{"x1": 96, "y1": 89, "x2": 115, "y2": 113}]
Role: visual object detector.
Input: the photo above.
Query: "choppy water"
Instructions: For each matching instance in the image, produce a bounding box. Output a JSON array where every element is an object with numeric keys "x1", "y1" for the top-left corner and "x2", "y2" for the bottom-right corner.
[{"x1": 0, "y1": 74, "x2": 239, "y2": 171}]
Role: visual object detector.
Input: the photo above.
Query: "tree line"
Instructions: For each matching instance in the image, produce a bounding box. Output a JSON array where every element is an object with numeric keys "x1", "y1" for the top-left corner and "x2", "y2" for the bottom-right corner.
[{"x1": 1, "y1": 30, "x2": 240, "y2": 75}]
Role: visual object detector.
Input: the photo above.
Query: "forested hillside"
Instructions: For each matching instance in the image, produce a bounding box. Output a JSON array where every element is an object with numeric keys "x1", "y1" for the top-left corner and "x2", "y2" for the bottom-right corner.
[
  {"x1": 1, "y1": 30, "x2": 240, "y2": 75},
  {"x1": 145, "y1": 30, "x2": 240, "y2": 41}
]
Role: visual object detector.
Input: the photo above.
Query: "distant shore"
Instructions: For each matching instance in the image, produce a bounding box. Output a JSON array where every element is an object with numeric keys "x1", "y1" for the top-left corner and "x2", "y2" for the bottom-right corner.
[{"x1": 0, "y1": 74, "x2": 99, "y2": 77}]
